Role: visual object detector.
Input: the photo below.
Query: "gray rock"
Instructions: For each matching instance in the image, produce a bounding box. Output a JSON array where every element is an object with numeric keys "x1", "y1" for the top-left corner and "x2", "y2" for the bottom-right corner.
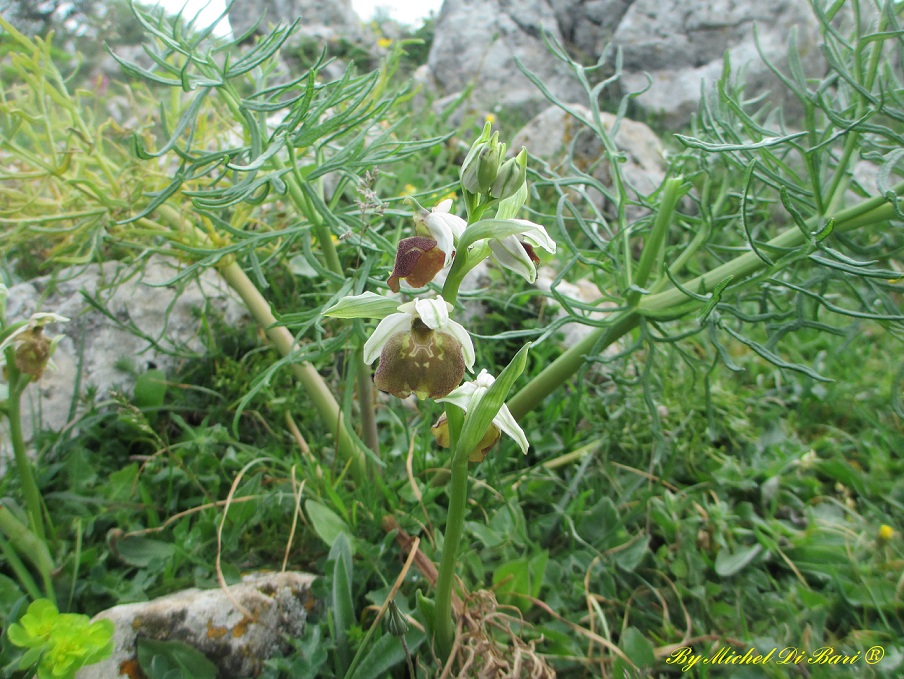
[
  {"x1": 74, "y1": 571, "x2": 316, "y2": 679},
  {"x1": 427, "y1": 0, "x2": 583, "y2": 121},
  {"x1": 426, "y1": 0, "x2": 823, "y2": 128},
  {"x1": 229, "y1": 0, "x2": 362, "y2": 40},
  {"x1": 535, "y1": 266, "x2": 619, "y2": 351},
  {"x1": 513, "y1": 103, "x2": 666, "y2": 207},
  {"x1": 612, "y1": 0, "x2": 822, "y2": 125},
  {"x1": 1, "y1": 256, "x2": 248, "y2": 475}
]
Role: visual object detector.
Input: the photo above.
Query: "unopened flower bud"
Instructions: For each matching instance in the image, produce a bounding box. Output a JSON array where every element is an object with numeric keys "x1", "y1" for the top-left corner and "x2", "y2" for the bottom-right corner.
[
  {"x1": 460, "y1": 129, "x2": 505, "y2": 194},
  {"x1": 385, "y1": 600, "x2": 409, "y2": 637},
  {"x1": 490, "y1": 147, "x2": 527, "y2": 200}
]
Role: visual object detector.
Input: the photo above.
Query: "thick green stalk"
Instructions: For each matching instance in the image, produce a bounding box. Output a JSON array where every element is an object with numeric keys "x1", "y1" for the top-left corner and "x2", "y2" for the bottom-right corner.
[
  {"x1": 217, "y1": 259, "x2": 368, "y2": 480},
  {"x1": 509, "y1": 185, "x2": 902, "y2": 420},
  {"x1": 5, "y1": 363, "x2": 46, "y2": 544},
  {"x1": 433, "y1": 455, "x2": 469, "y2": 662},
  {"x1": 354, "y1": 346, "x2": 379, "y2": 455},
  {"x1": 640, "y1": 196, "x2": 900, "y2": 315},
  {"x1": 629, "y1": 177, "x2": 687, "y2": 301},
  {"x1": 507, "y1": 311, "x2": 639, "y2": 421},
  {"x1": 0, "y1": 504, "x2": 55, "y2": 603}
]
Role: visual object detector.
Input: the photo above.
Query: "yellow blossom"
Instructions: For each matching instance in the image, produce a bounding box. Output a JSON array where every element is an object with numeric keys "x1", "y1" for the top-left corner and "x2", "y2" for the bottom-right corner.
[
  {"x1": 377, "y1": 37, "x2": 393, "y2": 49},
  {"x1": 878, "y1": 524, "x2": 894, "y2": 542},
  {"x1": 484, "y1": 113, "x2": 496, "y2": 124}
]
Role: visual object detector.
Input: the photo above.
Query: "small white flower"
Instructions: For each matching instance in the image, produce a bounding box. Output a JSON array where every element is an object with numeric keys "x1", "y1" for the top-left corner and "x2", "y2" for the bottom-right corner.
[
  {"x1": 437, "y1": 369, "x2": 528, "y2": 454},
  {"x1": 419, "y1": 200, "x2": 467, "y2": 267},
  {"x1": 485, "y1": 219, "x2": 556, "y2": 283}
]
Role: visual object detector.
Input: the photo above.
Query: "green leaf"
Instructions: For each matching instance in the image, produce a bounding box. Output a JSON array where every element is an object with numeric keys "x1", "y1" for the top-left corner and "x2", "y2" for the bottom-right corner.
[
  {"x1": 415, "y1": 591, "x2": 436, "y2": 637},
  {"x1": 614, "y1": 535, "x2": 650, "y2": 573},
  {"x1": 305, "y1": 500, "x2": 353, "y2": 550},
  {"x1": 133, "y1": 369, "x2": 167, "y2": 424},
  {"x1": 345, "y1": 628, "x2": 425, "y2": 679},
  {"x1": 457, "y1": 220, "x2": 540, "y2": 252},
  {"x1": 492, "y1": 550, "x2": 546, "y2": 612},
  {"x1": 715, "y1": 544, "x2": 762, "y2": 577},
  {"x1": 137, "y1": 638, "x2": 217, "y2": 679},
  {"x1": 455, "y1": 343, "x2": 530, "y2": 463},
  {"x1": 330, "y1": 533, "x2": 355, "y2": 675},
  {"x1": 322, "y1": 293, "x2": 401, "y2": 320},
  {"x1": 620, "y1": 626, "x2": 655, "y2": 669},
  {"x1": 115, "y1": 537, "x2": 176, "y2": 568}
]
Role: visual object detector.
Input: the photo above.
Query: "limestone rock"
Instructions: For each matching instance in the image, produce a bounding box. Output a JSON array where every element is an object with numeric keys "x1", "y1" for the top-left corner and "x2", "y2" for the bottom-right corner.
[
  {"x1": 229, "y1": 0, "x2": 362, "y2": 40},
  {"x1": 513, "y1": 103, "x2": 666, "y2": 216},
  {"x1": 426, "y1": 0, "x2": 824, "y2": 128},
  {"x1": 73, "y1": 571, "x2": 317, "y2": 679},
  {"x1": 535, "y1": 266, "x2": 618, "y2": 350},
  {"x1": 612, "y1": 0, "x2": 823, "y2": 125},
  {"x1": 427, "y1": 0, "x2": 583, "y2": 121},
  {"x1": 1, "y1": 256, "x2": 248, "y2": 475}
]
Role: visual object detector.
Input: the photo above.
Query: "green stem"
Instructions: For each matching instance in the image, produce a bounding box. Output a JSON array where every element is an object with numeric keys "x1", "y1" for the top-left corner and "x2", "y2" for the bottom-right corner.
[
  {"x1": 433, "y1": 456, "x2": 469, "y2": 662},
  {"x1": 5, "y1": 362, "x2": 46, "y2": 543},
  {"x1": 509, "y1": 185, "x2": 902, "y2": 420},
  {"x1": 0, "y1": 504, "x2": 55, "y2": 603},
  {"x1": 628, "y1": 177, "x2": 687, "y2": 304},
  {"x1": 217, "y1": 259, "x2": 368, "y2": 481},
  {"x1": 507, "y1": 311, "x2": 639, "y2": 421},
  {"x1": 355, "y1": 346, "x2": 380, "y2": 455},
  {"x1": 441, "y1": 249, "x2": 470, "y2": 308}
]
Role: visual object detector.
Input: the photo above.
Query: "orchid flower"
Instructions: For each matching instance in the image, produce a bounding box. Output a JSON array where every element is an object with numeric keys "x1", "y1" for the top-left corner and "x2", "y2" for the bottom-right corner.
[
  {"x1": 364, "y1": 296, "x2": 474, "y2": 400},
  {"x1": 432, "y1": 369, "x2": 528, "y2": 461}
]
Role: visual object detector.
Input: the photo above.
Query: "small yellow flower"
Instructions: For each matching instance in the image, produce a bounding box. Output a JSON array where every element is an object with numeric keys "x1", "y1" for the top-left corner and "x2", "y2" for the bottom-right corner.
[
  {"x1": 484, "y1": 113, "x2": 497, "y2": 124},
  {"x1": 377, "y1": 37, "x2": 393, "y2": 49},
  {"x1": 402, "y1": 184, "x2": 418, "y2": 196},
  {"x1": 878, "y1": 524, "x2": 895, "y2": 542}
]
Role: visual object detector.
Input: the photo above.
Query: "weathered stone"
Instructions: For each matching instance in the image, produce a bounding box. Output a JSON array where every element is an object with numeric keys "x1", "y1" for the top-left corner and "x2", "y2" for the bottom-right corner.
[
  {"x1": 535, "y1": 266, "x2": 618, "y2": 350},
  {"x1": 427, "y1": 0, "x2": 583, "y2": 121},
  {"x1": 426, "y1": 0, "x2": 824, "y2": 128},
  {"x1": 513, "y1": 103, "x2": 666, "y2": 203},
  {"x1": 229, "y1": 0, "x2": 362, "y2": 40},
  {"x1": 1, "y1": 256, "x2": 248, "y2": 475},
  {"x1": 612, "y1": 0, "x2": 822, "y2": 125},
  {"x1": 73, "y1": 571, "x2": 316, "y2": 679}
]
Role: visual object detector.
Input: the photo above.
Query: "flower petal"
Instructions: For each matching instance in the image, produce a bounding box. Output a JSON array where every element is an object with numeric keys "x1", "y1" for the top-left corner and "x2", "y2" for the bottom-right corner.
[
  {"x1": 493, "y1": 404, "x2": 529, "y2": 454},
  {"x1": 435, "y1": 380, "x2": 477, "y2": 410},
  {"x1": 512, "y1": 219, "x2": 556, "y2": 253},
  {"x1": 425, "y1": 209, "x2": 467, "y2": 266},
  {"x1": 442, "y1": 318, "x2": 475, "y2": 371},
  {"x1": 363, "y1": 312, "x2": 410, "y2": 364},
  {"x1": 489, "y1": 236, "x2": 537, "y2": 282},
  {"x1": 387, "y1": 237, "x2": 445, "y2": 292},
  {"x1": 413, "y1": 296, "x2": 453, "y2": 330}
]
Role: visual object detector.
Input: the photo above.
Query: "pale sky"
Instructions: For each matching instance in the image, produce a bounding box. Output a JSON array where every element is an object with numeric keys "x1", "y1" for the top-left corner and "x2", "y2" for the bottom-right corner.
[{"x1": 147, "y1": 0, "x2": 441, "y2": 36}]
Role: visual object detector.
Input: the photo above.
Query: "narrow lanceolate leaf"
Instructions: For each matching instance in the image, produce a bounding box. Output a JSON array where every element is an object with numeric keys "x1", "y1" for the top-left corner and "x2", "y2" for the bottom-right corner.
[
  {"x1": 322, "y1": 293, "x2": 401, "y2": 320},
  {"x1": 455, "y1": 343, "x2": 530, "y2": 464}
]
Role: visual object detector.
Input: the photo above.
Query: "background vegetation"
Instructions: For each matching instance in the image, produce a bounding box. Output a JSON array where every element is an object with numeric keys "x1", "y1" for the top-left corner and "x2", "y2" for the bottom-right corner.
[{"x1": 1, "y1": 0, "x2": 902, "y2": 677}]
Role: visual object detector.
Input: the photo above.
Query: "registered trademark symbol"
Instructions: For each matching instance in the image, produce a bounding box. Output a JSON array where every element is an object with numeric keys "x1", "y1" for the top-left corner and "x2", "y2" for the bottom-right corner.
[{"x1": 865, "y1": 646, "x2": 885, "y2": 665}]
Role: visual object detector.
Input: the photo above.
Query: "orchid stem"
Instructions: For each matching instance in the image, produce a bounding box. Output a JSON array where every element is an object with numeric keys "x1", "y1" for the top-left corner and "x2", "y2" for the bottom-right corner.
[{"x1": 433, "y1": 455, "x2": 469, "y2": 663}]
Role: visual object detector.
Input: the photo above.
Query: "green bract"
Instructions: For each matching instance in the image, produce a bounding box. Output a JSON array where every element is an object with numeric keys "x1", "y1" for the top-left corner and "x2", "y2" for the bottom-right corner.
[{"x1": 322, "y1": 292, "x2": 403, "y2": 320}]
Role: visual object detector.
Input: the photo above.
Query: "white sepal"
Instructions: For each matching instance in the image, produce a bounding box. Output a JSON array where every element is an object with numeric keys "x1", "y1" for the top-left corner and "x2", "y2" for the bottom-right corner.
[
  {"x1": 362, "y1": 312, "x2": 411, "y2": 365},
  {"x1": 489, "y1": 237, "x2": 537, "y2": 282}
]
